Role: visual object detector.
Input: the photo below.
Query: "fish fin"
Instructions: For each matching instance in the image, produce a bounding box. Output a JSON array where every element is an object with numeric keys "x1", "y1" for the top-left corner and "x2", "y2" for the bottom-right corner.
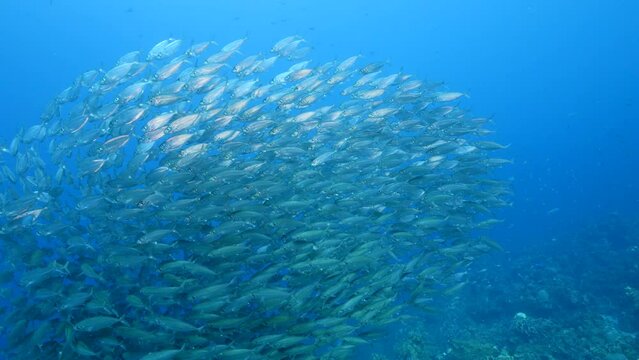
[{"x1": 117, "y1": 315, "x2": 130, "y2": 327}]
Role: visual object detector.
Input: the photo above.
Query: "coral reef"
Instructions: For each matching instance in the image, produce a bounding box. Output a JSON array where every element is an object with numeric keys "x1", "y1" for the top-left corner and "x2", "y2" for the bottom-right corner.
[{"x1": 373, "y1": 214, "x2": 639, "y2": 360}]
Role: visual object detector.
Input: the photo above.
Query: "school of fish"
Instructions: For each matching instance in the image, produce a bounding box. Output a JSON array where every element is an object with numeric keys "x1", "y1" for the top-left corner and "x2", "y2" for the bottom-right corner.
[{"x1": 0, "y1": 36, "x2": 511, "y2": 359}]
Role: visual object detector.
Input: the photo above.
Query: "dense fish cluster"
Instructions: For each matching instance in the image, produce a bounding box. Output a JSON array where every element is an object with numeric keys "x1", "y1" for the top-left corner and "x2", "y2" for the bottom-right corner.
[{"x1": 0, "y1": 36, "x2": 510, "y2": 359}]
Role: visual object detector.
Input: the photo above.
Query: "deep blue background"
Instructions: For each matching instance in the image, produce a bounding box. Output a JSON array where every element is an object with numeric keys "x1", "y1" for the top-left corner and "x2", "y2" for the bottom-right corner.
[{"x1": 0, "y1": 0, "x2": 637, "y2": 249}]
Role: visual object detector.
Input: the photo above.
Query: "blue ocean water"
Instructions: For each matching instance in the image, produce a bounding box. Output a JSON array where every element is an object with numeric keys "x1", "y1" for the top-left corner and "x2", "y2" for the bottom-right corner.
[
  {"x1": 2, "y1": 0, "x2": 636, "y2": 246},
  {"x1": 0, "y1": 1, "x2": 637, "y2": 358}
]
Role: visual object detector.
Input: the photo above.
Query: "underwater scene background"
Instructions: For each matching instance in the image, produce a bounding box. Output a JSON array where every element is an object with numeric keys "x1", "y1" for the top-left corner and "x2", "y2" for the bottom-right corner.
[{"x1": 0, "y1": 0, "x2": 637, "y2": 359}]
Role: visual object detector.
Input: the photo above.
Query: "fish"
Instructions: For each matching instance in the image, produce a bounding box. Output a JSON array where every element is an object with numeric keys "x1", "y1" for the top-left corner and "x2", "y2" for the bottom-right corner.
[
  {"x1": 115, "y1": 81, "x2": 148, "y2": 104},
  {"x1": 0, "y1": 35, "x2": 508, "y2": 360},
  {"x1": 147, "y1": 38, "x2": 183, "y2": 60},
  {"x1": 150, "y1": 315, "x2": 203, "y2": 332},
  {"x1": 221, "y1": 38, "x2": 246, "y2": 53},
  {"x1": 117, "y1": 50, "x2": 141, "y2": 65},
  {"x1": 139, "y1": 346, "x2": 184, "y2": 360},
  {"x1": 74, "y1": 316, "x2": 127, "y2": 332},
  {"x1": 154, "y1": 57, "x2": 189, "y2": 81},
  {"x1": 186, "y1": 41, "x2": 214, "y2": 57},
  {"x1": 434, "y1": 91, "x2": 466, "y2": 102},
  {"x1": 271, "y1": 35, "x2": 302, "y2": 53}
]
